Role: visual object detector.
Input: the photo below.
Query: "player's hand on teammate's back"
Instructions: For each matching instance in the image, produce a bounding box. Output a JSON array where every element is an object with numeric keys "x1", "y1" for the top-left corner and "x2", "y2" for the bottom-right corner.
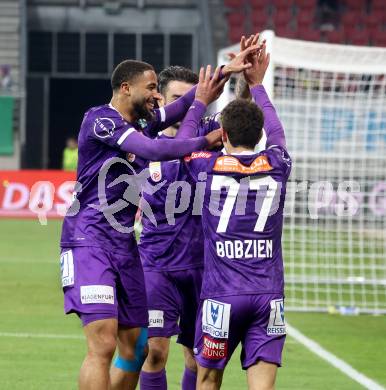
[
  {"x1": 195, "y1": 65, "x2": 227, "y2": 106},
  {"x1": 204, "y1": 128, "x2": 223, "y2": 149}
]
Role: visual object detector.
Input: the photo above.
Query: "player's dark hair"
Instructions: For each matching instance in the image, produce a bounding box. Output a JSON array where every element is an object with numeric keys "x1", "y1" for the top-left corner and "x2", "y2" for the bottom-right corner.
[
  {"x1": 158, "y1": 66, "x2": 198, "y2": 96},
  {"x1": 111, "y1": 60, "x2": 154, "y2": 90},
  {"x1": 221, "y1": 99, "x2": 264, "y2": 149}
]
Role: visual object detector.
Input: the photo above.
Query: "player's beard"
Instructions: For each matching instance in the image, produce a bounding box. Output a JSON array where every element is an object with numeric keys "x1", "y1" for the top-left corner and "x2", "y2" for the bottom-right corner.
[{"x1": 132, "y1": 97, "x2": 155, "y2": 122}]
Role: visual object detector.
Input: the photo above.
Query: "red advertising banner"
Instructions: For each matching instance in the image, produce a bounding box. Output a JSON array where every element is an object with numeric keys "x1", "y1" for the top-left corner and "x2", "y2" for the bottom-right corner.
[{"x1": 0, "y1": 170, "x2": 76, "y2": 219}]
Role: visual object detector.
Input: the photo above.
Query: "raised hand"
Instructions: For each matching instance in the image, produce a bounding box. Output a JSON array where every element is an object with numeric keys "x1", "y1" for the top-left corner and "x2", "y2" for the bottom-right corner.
[
  {"x1": 221, "y1": 44, "x2": 261, "y2": 77},
  {"x1": 195, "y1": 65, "x2": 228, "y2": 106},
  {"x1": 244, "y1": 39, "x2": 270, "y2": 87}
]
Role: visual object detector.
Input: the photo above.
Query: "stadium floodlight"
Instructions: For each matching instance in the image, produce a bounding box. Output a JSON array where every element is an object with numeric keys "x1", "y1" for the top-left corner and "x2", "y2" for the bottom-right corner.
[{"x1": 218, "y1": 31, "x2": 386, "y2": 314}]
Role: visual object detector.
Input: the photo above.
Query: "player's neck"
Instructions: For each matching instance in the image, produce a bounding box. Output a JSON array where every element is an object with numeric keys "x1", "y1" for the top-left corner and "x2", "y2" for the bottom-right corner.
[
  {"x1": 225, "y1": 145, "x2": 254, "y2": 155},
  {"x1": 162, "y1": 126, "x2": 177, "y2": 137},
  {"x1": 110, "y1": 95, "x2": 136, "y2": 123}
]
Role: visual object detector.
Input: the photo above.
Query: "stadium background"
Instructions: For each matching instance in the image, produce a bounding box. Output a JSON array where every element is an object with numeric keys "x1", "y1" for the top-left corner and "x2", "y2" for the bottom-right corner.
[{"x1": 0, "y1": 0, "x2": 386, "y2": 389}]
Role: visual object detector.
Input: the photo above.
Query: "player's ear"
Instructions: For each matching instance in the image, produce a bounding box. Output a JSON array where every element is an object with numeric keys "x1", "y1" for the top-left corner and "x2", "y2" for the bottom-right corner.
[
  {"x1": 120, "y1": 82, "x2": 131, "y2": 96},
  {"x1": 221, "y1": 128, "x2": 228, "y2": 143}
]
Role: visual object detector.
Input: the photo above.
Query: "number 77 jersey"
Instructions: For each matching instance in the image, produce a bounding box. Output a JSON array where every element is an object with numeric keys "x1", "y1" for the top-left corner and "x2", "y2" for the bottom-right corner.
[{"x1": 183, "y1": 145, "x2": 292, "y2": 299}]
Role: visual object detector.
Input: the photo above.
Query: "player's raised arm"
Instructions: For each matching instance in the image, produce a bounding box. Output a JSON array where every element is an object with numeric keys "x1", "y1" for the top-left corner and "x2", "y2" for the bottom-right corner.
[
  {"x1": 150, "y1": 45, "x2": 260, "y2": 135},
  {"x1": 244, "y1": 38, "x2": 286, "y2": 149},
  {"x1": 176, "y1": 65, "x2": 226, "y2": 139},
  {"x1": 122, "y1": 129, "x2": 222, "y2": 160}
]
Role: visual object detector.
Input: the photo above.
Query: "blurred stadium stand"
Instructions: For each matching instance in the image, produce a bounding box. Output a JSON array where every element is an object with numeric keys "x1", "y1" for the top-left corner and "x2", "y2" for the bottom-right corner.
[
  {"x1": 225, "y1": 0, "x2": 386, "y2": 47},
  {"x1": 2, "y1": 0, "x2": 386, "y2": 169},
  {"x1": 22, "y1": 0, "x2": 219, "y2": 169},
  {"x1": 0, "y1": 0, "x2": 25, "y2": 169}
]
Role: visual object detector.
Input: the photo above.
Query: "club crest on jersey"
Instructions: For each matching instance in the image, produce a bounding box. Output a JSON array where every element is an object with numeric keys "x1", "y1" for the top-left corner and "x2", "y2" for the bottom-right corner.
[
  {"x1": 94, "y1": 117, "x2": 115, "y2": 138},
  {"x1": 267, "y1": 298, "x2": 286, "y2": 335},
  {"x1": 213, "y1": 155, "x2": 273, "y2": 174},
  {"x1": 149, "y1": 161, "x2": 162, "y2": 182},
  {"x1": 202, "y1": 299, "x2": 230, "y2": 339}
]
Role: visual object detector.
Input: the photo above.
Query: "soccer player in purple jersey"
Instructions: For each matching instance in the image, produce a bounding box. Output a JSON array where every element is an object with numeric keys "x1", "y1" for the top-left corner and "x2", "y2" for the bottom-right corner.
[
  {"x1": 180, "y1": 39, "x2": 291, "y2": 389},
  {"x1": 59, "y1": 60, "x2": 224, "y2": 390},
  {"x1": 139, "y1": 66, "x2": 221, "y2": 390}
]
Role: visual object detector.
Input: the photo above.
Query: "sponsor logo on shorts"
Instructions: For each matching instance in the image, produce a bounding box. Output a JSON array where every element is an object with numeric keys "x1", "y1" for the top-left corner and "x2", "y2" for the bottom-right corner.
[
  {"x1": 148, "y1": 310, "x2": 164, "y2": 328},
  {"x1": 202, "y1": 299, "x2": 230, "y2": 339},
  {"x1": 80, "y1": 285, "x2": 114, "y2": 304},
  {"x1": 267, "y1": 298, "x2": 286, "y2": 335},
  {"x1": 60, "y1": 250, "x2": 74, "y2": 287},
  {"x1": 202, "y1": 335, "x2": 228, "y2": 360}
]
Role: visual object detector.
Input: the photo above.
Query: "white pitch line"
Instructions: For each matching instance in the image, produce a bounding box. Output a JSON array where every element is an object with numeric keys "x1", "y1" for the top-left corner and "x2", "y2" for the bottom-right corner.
[
  {"x1": 0, "y1": 332, "x2": 84, "y2": 340},
  {"x1": 287, "y1": 322, "x2": 385, "y2": 390}
]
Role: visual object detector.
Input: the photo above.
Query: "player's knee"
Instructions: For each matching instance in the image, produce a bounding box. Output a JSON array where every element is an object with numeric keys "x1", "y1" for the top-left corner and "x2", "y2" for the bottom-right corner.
[
  {"x1": 198, "y1": 368, "x2": 222, "y2": 387},
  {"x1": 146, "y1": 345, "x2": 168, "y2": 368},
  {"x1": 183, "y1": 349, "x2": 197, "y2": 372},
  {"x1": 88, "y1": 332, "x2": 117, "y2": 360},
  {"x1": 114, "y1": 328, "x2": 148, "y2": 372}
]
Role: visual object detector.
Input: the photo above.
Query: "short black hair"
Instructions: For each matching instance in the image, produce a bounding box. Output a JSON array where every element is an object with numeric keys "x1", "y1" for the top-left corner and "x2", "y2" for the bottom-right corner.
[
  {"x1": 111, "y1": 60, "x2": 154, "y2": 90},
  {"x1": 221, "y1": 99, "x2": 264, "y2": 149},
  {"x1": 158, "y1": 66, "x2": 198, "y2": 96}
]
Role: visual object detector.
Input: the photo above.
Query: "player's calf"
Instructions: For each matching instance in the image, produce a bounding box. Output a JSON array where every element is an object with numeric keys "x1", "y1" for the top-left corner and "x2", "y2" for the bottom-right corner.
[
  {"x1": 80, "y1": 318, "x2": 118, "y2": 390},
  {"x1": 247, "y1": 360, "x2": 277, "y2": 390},
  {"x1": 197, "y1": 365, "x2": 223, "y2": 390},
  {"x1": 110, "y1": 327, "x2": 148, "y2": 390}
]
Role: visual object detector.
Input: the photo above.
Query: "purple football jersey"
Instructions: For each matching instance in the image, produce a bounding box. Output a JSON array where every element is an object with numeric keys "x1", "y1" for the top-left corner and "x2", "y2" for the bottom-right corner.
[
  {"x1": 139, "y1": 114, "x2": 220, "y2": 271},
  {"x1": 60, "y1": 101, "x2": 209, "y2": 253},
  {"x1": 182, "y1": 85, "x2": 292, "y2": 298}
]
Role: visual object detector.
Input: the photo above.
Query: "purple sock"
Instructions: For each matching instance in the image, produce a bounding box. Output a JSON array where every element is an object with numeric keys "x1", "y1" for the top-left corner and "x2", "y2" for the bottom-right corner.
[
  {"x1": 140, "y1": 369, "x2": 167, "y2": 390},
  {"x1": 181, "y1": 367, "x2": 197, "y2": 390}
]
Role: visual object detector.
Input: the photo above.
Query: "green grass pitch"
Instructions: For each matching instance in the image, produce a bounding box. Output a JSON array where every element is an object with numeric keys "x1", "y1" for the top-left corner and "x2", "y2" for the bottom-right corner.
[{"x1": 0, "y1": 219, "x2": 385, "y2": 389}]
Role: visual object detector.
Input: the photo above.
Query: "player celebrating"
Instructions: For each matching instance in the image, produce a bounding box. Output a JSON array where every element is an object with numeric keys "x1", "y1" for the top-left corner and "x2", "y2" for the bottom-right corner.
[
  {"x1": 138, "y1": 42, "x2": 261, "y2": 388},
  {"x1": 59, "y1": 59, "x2": 223, "y2": 390},
  {"x1": 138, "y1": 66, "x2": 220, "y2": 390},
  {"x1": 181, "y1": 39, "x2": 291, "y2": 389}
]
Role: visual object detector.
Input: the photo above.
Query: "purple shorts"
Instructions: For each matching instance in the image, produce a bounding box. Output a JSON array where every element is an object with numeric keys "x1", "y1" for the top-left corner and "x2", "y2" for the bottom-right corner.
[
  {"x1": 144, "y1": 267, "x2": 203, "y2": 349},
  {"x1": 60, "y1": 246, "x2": 148, "y2": 328},
  {"x1": 194, "y1": 294, "x2": 286, "y2": 370}
]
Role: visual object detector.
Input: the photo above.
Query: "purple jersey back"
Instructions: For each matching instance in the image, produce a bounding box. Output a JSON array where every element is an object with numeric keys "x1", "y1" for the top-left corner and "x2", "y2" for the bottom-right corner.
[
  {"x1": 184, "y1": 146, "x2": 291, "y2": 298},
  {"x1": 139, "y1": 114, "x2": 220, "y2": 270},
  {"x1": 61, "y1": 104, "x2": 146, "y2": 252}
]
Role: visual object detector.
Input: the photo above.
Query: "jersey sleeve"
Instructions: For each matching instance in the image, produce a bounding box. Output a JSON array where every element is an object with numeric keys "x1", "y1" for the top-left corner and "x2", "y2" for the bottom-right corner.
[
  {"x1": 176, "y1": 100, "x2": 207, "y2": 139},
  {"x1": 197, "y1": 112, "x2": 221, "y2": 136},
  {"x1": 251, "y1": 85, "x2": 286, "y2": 149},
  {"x1": 266, "y1": 145, "x2": 292, "y2": 180},
  {"x1": 89, "y1": 112, "x2": 135, "y2": 149},
  {"x1": 88, "y1": 110, "x2": 209, "y2": 161}
]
